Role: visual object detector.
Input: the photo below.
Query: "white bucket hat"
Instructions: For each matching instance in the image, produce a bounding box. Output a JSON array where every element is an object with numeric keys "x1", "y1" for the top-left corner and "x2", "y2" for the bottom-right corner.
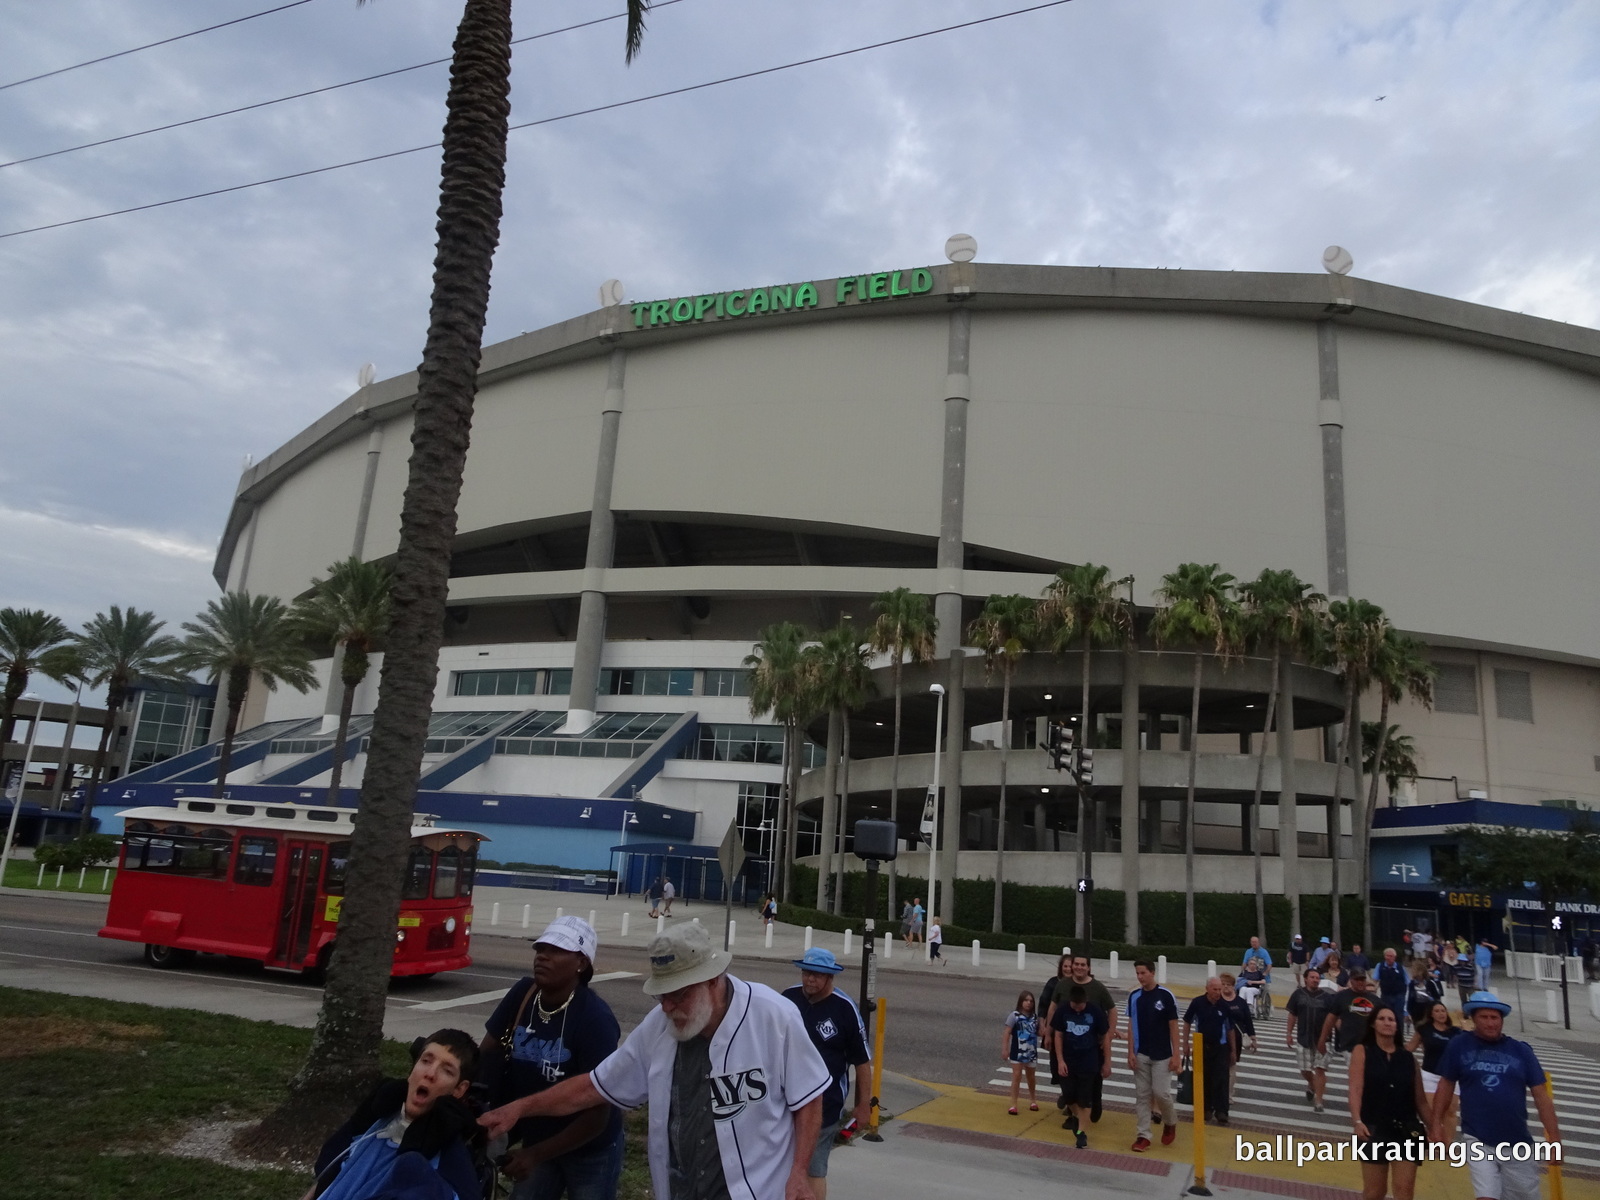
[{"x1": 642, "y1": 921, "x2": 732, "y2": 996}]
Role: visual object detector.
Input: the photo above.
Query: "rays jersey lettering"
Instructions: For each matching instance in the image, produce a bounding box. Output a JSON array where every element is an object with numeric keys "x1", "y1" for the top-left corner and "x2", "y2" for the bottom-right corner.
[
  {"x1": 513, "y1": 1028, "x2": 574, "y2": 1083},
  {"x1": 815, "y1": 1019, "x2": 838, "y2": 1041},
  {"x1": 707, "y1": 1067, "x2": 770, "y2": 1120}
]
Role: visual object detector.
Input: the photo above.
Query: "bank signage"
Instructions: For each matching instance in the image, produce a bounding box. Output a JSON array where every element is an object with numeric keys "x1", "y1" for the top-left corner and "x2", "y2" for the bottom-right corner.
[{"x1": 630, "y1": 267, "x2": 935, "y2": 329}]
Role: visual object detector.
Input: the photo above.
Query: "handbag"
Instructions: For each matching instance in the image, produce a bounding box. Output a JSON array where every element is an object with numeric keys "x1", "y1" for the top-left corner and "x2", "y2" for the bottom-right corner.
[
  {"x1": 478, "y1": 979, "x2": 536, "y2": 1105},
  {"x1": 1175, "y1": 1064, "x2": 1194, "y2": 1107}
]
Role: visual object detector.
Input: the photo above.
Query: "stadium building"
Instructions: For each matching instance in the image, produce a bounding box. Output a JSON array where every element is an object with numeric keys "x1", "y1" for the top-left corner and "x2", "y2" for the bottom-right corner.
[{"x1": 100, "y1": 255, "x2": 1600, "y2": 938}]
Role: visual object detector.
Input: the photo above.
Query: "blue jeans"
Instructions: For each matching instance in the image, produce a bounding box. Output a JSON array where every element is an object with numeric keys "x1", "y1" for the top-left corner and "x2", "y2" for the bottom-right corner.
[{"x1": 510, "y1": 1131, "x2": 624, "y2": 1200}]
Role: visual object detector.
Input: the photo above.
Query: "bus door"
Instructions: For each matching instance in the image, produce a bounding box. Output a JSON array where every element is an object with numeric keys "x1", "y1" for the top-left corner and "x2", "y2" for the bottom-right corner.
[{"x1": 273, "y1": 841, "x2": 325, "y2": 969}]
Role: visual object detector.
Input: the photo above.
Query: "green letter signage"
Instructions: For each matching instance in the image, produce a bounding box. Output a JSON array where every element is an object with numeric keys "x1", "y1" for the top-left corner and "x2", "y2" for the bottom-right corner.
[{"x1": 631, "y1": 266, "x2": 937, "y2": 329}]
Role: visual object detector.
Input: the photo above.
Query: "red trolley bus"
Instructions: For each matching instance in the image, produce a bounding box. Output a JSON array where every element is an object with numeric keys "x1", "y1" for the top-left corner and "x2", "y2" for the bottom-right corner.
[{"x1": 99, "y1": 797, "x2": 486, "y2": 977}]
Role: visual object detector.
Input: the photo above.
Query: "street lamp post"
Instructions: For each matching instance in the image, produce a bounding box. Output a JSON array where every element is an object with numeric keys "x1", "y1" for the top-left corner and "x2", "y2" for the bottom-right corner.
[
  {"x1": 613, "y1": 808, "x2": 638, "y2": 897},
  {"x1": 925, "y1": 683, "x2": 946, "y2": 958},
  {"x1": 0, "y1": 694, "x2": 44, "y2": 885}
]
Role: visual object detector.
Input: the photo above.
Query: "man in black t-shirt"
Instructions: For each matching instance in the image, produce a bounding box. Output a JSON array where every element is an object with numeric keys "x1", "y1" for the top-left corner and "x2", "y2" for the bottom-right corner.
[
  {"x1": 784, "y1": 948, "x2": 871, "y2": 1200},
  {"x1": 1284, "y1": 968, "x2": 1330, "y2": 1112},
  {"x1": 1317, "y1": 969, "x2": 1379, "y2": 1061},
  {"x1": 1050, "y1": 985, "x2": 1109, "y2": 1148}
]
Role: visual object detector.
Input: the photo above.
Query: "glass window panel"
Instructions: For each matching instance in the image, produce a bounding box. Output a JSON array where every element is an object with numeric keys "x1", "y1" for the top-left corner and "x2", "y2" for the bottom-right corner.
[
  {"x1": 545, "y1": 669, "x2": 572, "y2": 695},
  {"x1": 433, "y1": 845, "x2": 461, "y2": 898},
  {"x1": 324, "y1": 841, "x2": 352, "y2": 895},
  {"x1": 402, "y1": 847, "x2": 433, "y2": 900},
  {"x1": 234, "y1": 836, "x2": 278, "y2": 886}
]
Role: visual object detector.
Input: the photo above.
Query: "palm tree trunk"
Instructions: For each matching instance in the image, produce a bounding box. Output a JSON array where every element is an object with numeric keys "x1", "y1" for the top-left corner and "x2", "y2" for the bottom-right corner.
[
  {"x1": 1075, "y1": 632, "x2": 1092, "y2": 940},
  {"x1": 1184, "y1": 653, "x2": 1202, "y2": 946},
  {"x1": 292, "y1": 0, "x2": 512, "y2": 1103},
  {"x1": 1330, "y1": 675, "x2": 1357, "y2": 945},
  {"x1": 213, "y1": 665, "x2": 250, "y2": 798},
  {"x1": 992, "y1": 665, "x2": 1011, "y2": 932},
  {"x1": 327, "y1": 679, "x2": 357, "y2": 804},
  {"x1": 76, "y1": 689, "x2": 122, "y2": 838},
  {"x1": 1249, "y1": 652, "x2": 1280, "y2": 945},
  {"x1": 1362, "y1": 693, "x2": 1391, "y2": 949},
  {"x1": 886, "y1": 655, "x2": 903, "y2": 918},
  {"x1": 783, "y1": 719, "x2": 801, "y2": 903},
  {"x1": 835, "y1": 718, "x2": 852, "y2": 915}
]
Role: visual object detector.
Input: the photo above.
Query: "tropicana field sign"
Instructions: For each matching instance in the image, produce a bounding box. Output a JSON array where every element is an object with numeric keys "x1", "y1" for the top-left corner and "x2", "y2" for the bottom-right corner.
[{"x1": 629, "y1": 267, "x2": 935, "y2": 329}]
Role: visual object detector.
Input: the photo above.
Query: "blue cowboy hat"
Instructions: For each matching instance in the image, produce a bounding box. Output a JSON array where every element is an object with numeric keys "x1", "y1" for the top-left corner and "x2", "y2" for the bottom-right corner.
[
  {"x1": 793, "y1": 947, "x2": 844, "y2": 974},
  {"x1": 1463, "y1": 990, "x2": 1512, "y2": 1016}
]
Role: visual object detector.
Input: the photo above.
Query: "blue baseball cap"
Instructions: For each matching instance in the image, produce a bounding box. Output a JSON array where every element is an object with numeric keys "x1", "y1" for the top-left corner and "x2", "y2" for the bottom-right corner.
[{"x1": 794, "y1": 947, "x2": 844, "y2": 974}]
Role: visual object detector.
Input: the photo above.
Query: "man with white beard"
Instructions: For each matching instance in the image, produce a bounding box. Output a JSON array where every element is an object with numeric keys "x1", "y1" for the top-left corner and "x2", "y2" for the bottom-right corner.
[{"x1": 481, "y1": 922, "x2": 830, "y2": 1200}]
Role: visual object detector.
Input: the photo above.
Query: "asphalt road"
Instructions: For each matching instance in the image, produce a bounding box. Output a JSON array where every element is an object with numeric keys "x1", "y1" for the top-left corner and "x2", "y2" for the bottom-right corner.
[{"x1": 0, "y1": 892, "x2": 1031, "y2": 1090}]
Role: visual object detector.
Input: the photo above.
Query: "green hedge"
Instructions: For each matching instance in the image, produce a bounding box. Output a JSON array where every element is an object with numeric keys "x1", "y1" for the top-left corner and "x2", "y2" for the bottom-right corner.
[{"x1": 786, "y1": 863, "x2": 1362, "y2": 962}]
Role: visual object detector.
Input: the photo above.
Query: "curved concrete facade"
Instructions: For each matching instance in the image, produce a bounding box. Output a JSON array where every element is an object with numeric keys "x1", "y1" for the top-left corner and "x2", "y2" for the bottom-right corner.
[{"x1": 215, "y1": 261, "x2": 1600, "y2": 934}]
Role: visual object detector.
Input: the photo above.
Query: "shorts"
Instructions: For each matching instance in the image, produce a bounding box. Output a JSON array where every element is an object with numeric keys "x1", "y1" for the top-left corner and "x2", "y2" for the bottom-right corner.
[
  {"x1": 1008, "y1": 1049, "x2": 1039, "y2": 1066},
  {"x1": 1060, "y1": 1070, "x2": 1098, "y2": 1109},
  {"x1": 1295, "y1": 1045, "x2": 1330, "y2": 1072},
  {"x1": 1421, "y1": 1069, "x2": 1442, "y2": 1095},
  {"x1": 1464, "y1": 1136, "x2": 1543, "y2": 1200},
  {"x1": 808, "y1": 1120, "x2": 840, "y2": 1178}
]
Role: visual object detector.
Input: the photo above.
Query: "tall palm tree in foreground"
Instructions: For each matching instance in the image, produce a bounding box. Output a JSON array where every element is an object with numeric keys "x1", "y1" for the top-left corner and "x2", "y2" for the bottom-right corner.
[
  {"x1": 290, "y1": 0, "x2": 656, "y2": 1104},
  {"x1": 0, "y1": 608, "x2": 72, "y2": 748},
  {"x1": 967, "y1": 594, "x2": 1037, "y2": 932},
  {"x1": 868, "y1": 588, "x2": 936, "y2": 918},
  {"x1": 1359, "y1": 629, "x2": 1433, "y2": 944},
  {"x1": 1154, "y1": 564, "x2": 1239, "y2": 946},
  {"x1": 1236, "y1": 570, "x2": 1324, "y2": 942},
  {"x1": 178, "y1": 592, "x2": 316, "y2": 798},
  {"x1": 745, "y1": 622, "x2": 815, "y2": 902},
  {"x1": 1039, "y1": 563, "x2": 1132, "y2": 939},
  {"x1": 72, "y1": 607, "x2": 188, "y2": 836},
  {"x1": 1325, "y1": 597, "x2": 1387, "y2": 945},
  {"x1": 290, "y1": 558, "x2": 393, "y2": 803},
  {"x1": 807, "y1": 623, "x2": 875, "y2": 914}
]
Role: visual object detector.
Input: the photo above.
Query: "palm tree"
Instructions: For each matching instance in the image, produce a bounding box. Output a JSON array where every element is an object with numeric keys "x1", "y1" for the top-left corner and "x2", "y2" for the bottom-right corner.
[
  {"x1": 1153, "y1": 564, "x2": 1240, "y2": 946},
  {"x1": 1325, "y1": 597, "x2": 1388, "y2": 945},
  {"x1": 1362, "y1": 722, "x2": 1420, "y2": 802},
  {"x1": 1359, "y1": 630, "x2": 1434, "y2": 943},
  {"x1": 291, "y1": 0, "x2": 655, "y2": 1104},
  {"x1": 806, "y1": 623, "x2": 875, "y2": 914},
  {"x1": 1236, "y1": 570, "x2": 1325, "y2": 942},
  {"x1": 71, "y1": 607, "x2": 189, "y2": 836},
  {"x1": 745, "y1": 622, "x2": 816, "y2": 902},
  {"x1": 290, "y1": 558, "x2": 393, "y2": 803},
  {"x1": 967, "y1": 594, "x2": 1037, "y2": 933},
  {"x1": 177, "y1": 592, "x2": 316, "y2": 797},
  {"x1": 868, "y1": 588, "x2": 936, "y2": 918},
  {"x1": 1039, "y1": 563, "x2": 1132, "y2": 939},
  {"x1": 0, "y1": 608, "x2": 72, "y2": 749}
]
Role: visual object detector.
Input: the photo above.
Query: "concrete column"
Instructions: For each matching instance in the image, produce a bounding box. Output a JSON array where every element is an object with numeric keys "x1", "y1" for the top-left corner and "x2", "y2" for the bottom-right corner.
[
  {"x1": 934, "y1": 307, "x2": 972, "y2": 924},
  {"x1": 236, "y1": 507, "x2": 259, "y2": 591},
  {"x1": 1121, "y1": 647, "x2": 1141, "y2": 944},
  {"x1": 1317, "y1": 321, "x2": 1350, "y2": 598},
  {"x1": 566, "y1": 349, "x2": 627, "y2": 733},
  {"x1": 1033, "y1": 801, "x2": 1047, "y2": 850},
  {"x1": 1476, "y1": 651, "x2": 1497, "y2": 799},
  {"x1": 1278, "y1": 654, "x2": 1300, "y2": 934},
  {"x1": 351, "y1": 424, "x2": 384, "y2": 559},
  {"x1": 816, "y1": 711, "x2": 841, "y2": 911}
]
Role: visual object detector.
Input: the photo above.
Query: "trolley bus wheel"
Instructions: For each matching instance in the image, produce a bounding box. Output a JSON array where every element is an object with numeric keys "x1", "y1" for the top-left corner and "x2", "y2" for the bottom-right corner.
[
  {"x1": 143, "y1": 943, "x2": 194, "y2": 969},
  {"x1": 303, "y1": 943, "x2": 336, "y2": 985}
]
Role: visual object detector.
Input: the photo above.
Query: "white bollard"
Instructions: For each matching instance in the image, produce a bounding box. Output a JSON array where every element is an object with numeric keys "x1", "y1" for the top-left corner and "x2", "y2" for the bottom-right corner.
[
  {"x1": 843, "y1": 929, "x2": 853, "y2": 957},
  {"x1": 1588, "y1": 982, "x2": 1600, "y2": 1021},
  {"x1": 556, "y1": 907, "x2": 564, "y2": 919},
  {"x1": 657, "y1": 914, "x2": 665, "y2": 935},
  {"x1": 1207, "y1": 959, "x2": 1217, "y2": 979},
  {"x1": 1546, "y1": 989, "x2": 1560, "y2": 1023},
  {"x1": 1017, "y1": 943, "x2": 1027, "y2": 971},
  {"x1": 491, "y1": 902, "x2": 501, "y2": 926},
  {"x1": 36, "y1": 864, "x2": 44, "y2": 886},
  {"x1": 77, "y1": 867, "x2": 86, "y2": 889},
  {"x1": 882, "y1": 932, "x2": 891, "y2": 961},
  {"x1": 728, "y1": 920, "x2": 736, "y2": 947},
  {"x1": 55, "y1": 866, "x2": 63, "y2": 888},
  {"x1": 805, "y1": 926, "x2": 814, "y2": 951},
  {"x1": 589, "y1": 910, "x2": 597, "y2": 930},
  {"x1": 692, "y1": 917, "x2": 700, "y2": 926},
  {"x1": 971, "y1": 939, "x2": 981, "y2": 966},
  {"x1": 1109, "y1": 950, "x2": 1120, "y2": 979},
  {"x1": 1157, "y1": 955, "x2": 1168, "y2": 985},
  {"x1": 522, "y1": 904, "x2": 531, "y2": 929},
  {"x1": 621, "y1": 912, "x2": 631, "y2": 937},
  {"x1": 1062, "y1": 946, "x2": 1071, "y2": 958},
  {"x1": 101, "y1": 868, "x2": 110, "y2": 891},
  {"x1": 765, "y1": 922, "x2": 774, "y2": 949}
]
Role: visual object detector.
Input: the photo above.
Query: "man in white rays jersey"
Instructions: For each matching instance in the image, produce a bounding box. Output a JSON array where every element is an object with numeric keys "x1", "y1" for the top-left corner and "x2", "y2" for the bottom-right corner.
[{"x1": 482, "y1": 922, "x2": 830, "y2": 1200}]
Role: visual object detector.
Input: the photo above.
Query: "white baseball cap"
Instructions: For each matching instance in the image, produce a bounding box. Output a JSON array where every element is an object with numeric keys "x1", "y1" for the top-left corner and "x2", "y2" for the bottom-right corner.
[{"x1": 532, "y1": 914, "x2": 598, "y2": 961}]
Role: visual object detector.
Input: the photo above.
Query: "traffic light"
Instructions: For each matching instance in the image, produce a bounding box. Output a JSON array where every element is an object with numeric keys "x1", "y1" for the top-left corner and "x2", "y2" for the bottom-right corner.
[
  {"x1": 1077, "y1": 747, "x2": 1094, "y2": 785},
  {"x1": 1077, "y1": 877, "x2": 1093, "y2": 894},
  {"x1": 1045, "y1": 721, "x2": 1074, "y2": 771}
]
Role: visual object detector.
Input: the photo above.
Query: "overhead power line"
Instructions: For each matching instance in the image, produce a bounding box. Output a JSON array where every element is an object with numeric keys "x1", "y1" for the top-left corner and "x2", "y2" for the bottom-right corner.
[
  {"x1": 0, "y1": 0, "x2": 689, "y2": 171},
  {"x1": 0, "y1": 0, "x2": 1075, "y2": 241},
  {"x1": 0, "y1": 0, "x2": 318, "y2": 93}
]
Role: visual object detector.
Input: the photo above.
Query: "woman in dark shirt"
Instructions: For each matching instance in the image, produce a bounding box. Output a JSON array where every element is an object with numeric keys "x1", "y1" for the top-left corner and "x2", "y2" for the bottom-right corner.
[
  {"x1": 481, "y1": 916, "x2": 623, "y2": 1200},
  {"x1": 1347, "y1": 1006, "x2": 1430, "y2": 1200},
  {"x1": 1405, "y1": 1001, "x2": 1461, "y2": 1135}
]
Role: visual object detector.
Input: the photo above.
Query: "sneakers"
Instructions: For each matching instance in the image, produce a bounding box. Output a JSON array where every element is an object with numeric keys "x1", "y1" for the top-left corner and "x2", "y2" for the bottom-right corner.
[
  {"x1": 1305, "y1": 1089, "x2": 1314, "y2": 1103},
  {"x1": 1062, "y1": 1115, "x2": 1079, "y2": 1132},
  {"x1": 1075, "y1": 1131, "x2": 1088, "y2": 1150},
  {"x1": 1161, "y1": 1124, "x2": 1177, "y2": 1146},
  {"x1": 1314, "y1": 1102, "x2": 1325, "y2": 1114},
  {"x1": 1055, "y1": 1093, "x2": 1069, "y2": 1110},
  {"x1": 1131, "y1": 1137, "x2": 1152, "y2": 1153},
  {"x1": 1214, "y1": 1115, "x2": 1229, "y2": 1127}
]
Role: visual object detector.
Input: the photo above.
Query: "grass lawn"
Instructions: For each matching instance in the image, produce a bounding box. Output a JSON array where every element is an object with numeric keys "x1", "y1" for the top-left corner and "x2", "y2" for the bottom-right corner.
[
  {"x1": 0, "y1": 986, "x2": 653, "y2": 1200},
  {"x1": 1, "y1": 858, "x2": 116, "y2": 893}
]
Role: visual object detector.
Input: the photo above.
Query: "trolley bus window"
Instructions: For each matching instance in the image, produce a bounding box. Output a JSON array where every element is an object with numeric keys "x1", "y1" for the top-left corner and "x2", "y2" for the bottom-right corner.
[
  {"x1": 433, "y1": 845, "x2": 460, "y2": 898},
  {"x1": 323, "y1": 841, "x2": 351, "y2": 895},
  {"x1": 459, "y1": 845, "x2": 477, "y2": 898},
  {"x1": 402, "y1": 846, "x2": 433, "y2": 900},
  {"x1": 235, "y1": 836, "x2": 279, "y2": 886}
]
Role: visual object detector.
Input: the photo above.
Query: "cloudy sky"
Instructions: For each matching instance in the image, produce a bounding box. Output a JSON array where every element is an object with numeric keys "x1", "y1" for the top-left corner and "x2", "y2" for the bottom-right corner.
[{"x1": 1, "y1": 0, "x2": 1596, "y2": 703}]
